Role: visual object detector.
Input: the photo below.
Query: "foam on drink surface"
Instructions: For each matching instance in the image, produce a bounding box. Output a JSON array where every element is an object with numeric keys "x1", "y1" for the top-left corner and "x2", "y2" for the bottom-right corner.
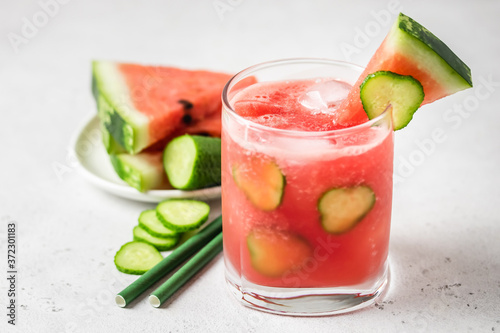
[{"x1": 231, "y1": 79, "x2": 352, "y2": 131}]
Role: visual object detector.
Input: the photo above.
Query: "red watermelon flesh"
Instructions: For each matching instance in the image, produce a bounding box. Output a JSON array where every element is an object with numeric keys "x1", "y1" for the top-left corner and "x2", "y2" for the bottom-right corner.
[
  {"x1": 336, "y1": 13, "x2": 472, "y2": 128},
  {"x1": 119, "y1": 63, "x2": 232, "y2": 148},
  {"x1": 93, "y1": 61, "x2": 233, "y2": 154}
]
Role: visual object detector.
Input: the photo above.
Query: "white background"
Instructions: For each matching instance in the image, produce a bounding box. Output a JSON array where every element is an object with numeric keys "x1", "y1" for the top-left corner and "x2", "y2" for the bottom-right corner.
[{"x1": 1, "y1": 0, "x2": 499, "y2": 332}]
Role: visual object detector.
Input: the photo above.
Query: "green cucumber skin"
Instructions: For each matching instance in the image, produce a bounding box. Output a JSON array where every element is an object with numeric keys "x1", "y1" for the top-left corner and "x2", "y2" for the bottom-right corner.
[
  {"x1": 156, "y1": 199, "x2": 210, "y2": 233},
  {"x1": 360, "y1": 70, "x2": 425, "y2": 130},
  {"x1": 132, "y1": 226, "x2": 180, "y2": 251},
  {"x1": 156, "y1": 210, "x2": 208, "y2": 233},
  {"x1": 114, "y1": 241, "x2": 163, "y2": 275},
  {"x1": 164, "y1": 135, "x2": 221, "y2": 190},
  {"x1": 397, "y1": 13, "x2": 472, "y2": 87},
  {"x1": 318, "y1": 185, "x2": 376, "y2": 235},
  {"x1": 92, "y1": 61, "x2": 141, "y2": 154},
  {"x1": 138, "y1": 209, "x2": 179, "y2": 238}
]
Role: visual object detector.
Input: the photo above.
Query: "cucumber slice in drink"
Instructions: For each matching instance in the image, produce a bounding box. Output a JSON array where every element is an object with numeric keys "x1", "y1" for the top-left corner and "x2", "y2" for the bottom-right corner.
[
  {"x1": 156, "y1": 199, "x2": 210, "y2": 232},
  {"x1": 132, "y1": 226, "x2": 180, "y2": 251},
  {"x1": 360, "y1": 71, "x2": 424, "y2": 130},
  {"x1": 318, "y1": 185, "x2": 375, "y2": 234},
  {"x1": 114, "y1": 241, "x2": 163, "y2": 275},
  {"x1": 138, "y1": 209, "x2": 179, "y2": 238},
  {"x1": 247, "y1": 228, "x2": 312, "y2": 277},
  {"x1": 232, "y1": 158, "x2": 285, "y2": 211},
  {"x1": 163, "y1": 134, "x2": 221, "y2": 190}
]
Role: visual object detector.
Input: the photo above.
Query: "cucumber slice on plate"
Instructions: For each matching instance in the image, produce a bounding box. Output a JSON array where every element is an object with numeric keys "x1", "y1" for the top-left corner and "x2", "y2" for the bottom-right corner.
[
  {"x1": 163, "y1": 134, "x2": 221, "y2": 190},
  {"x1": 132, "y1": 226, "x2": 180, "y2": 251},
  {"x1": 318, "y1": 185, "x2": 375, "y2": 234},
  {"x1": 114, "y1": 241, "x2": 163, "y2": 275},
  {"x1": 156, "y1": 199, "x2": 210, "y2": 232},
  {"x1": 232, "y1": 158, "x2": 285, "y2": 211},
  {"x1": 138, "y1": 209, "x2": 179, "y2": 238},
  {"x1": 360, "y1": 70, "x2": 424, "y2": 130}
]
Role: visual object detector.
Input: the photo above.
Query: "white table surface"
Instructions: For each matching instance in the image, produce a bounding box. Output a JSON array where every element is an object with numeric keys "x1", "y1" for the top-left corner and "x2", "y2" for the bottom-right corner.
[{"x1": 2, "y1": 0, "x2": 499, "y2": 332}]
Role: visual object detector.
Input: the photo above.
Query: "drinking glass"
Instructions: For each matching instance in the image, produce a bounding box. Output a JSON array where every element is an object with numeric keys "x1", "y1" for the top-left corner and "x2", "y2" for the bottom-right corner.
[{"x1": 221, "y1": 59, "x2": 393, "y2": 316}]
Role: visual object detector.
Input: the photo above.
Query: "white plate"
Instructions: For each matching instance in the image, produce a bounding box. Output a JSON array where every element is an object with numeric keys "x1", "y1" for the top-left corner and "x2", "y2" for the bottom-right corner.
[{"x1": 71, "y1": 115, "x2": 221, "y2": 203}]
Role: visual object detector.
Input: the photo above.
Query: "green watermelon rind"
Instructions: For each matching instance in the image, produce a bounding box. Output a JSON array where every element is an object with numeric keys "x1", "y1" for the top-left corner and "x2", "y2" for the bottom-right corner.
[
  {"x1": 397, "y1": 13, "x2": 472, "y2": 87},
  {"x1": 389, "y1": 13, "x2": 472, "y2": 95},
  {"x1": 99, "y1": 120, "x2": 126, "y2": 155},
  {"x1": 92, "y1": 61, "x2": 150, "y2": 154},
  {"x1": 109, "y1": 152, "x2": 167, "y2": 192}
]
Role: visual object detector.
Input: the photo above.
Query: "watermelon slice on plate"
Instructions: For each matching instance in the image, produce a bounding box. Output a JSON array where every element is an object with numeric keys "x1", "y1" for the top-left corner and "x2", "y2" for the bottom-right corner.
[
  {"x1": 337, "y1": 13, "x2": 473, "y2": 129},
  {"x1": 92, "y1": 61, "x2": 232, "y2": 154},
  {"x1": 104, "y1": 108, "x2": 225, "y2": 192}
]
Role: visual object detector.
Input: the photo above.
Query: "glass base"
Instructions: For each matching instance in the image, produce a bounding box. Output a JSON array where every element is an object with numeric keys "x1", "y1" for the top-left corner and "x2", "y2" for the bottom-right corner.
[{"x1": 225, "y1": 262, "x2": 390, "y2": 316}]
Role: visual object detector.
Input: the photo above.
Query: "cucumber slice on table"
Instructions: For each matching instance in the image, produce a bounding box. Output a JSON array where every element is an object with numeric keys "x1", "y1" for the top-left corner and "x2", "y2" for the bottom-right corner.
[
  {"x1": 114, "y1": 241, "x2": 163, "y2": 275},
  {"x1": 232, "y1": 158, "x2": 285, "y2": 211},
  {"x1": 133, "y1": 226, "x2": 180, "y2": 251},
  {"x1": 163, "y1": 134, "x2": 221, "y2": 190},
  {"x1": 156, "y1": 199, "x2": 210, "y2": 232},
  {"x1": 360, "y1": 71, "x2": 424, "y2": 130},
  {"x1": 138, "y1": 209, "x2": 179, "y2": 238},
  {"x1": 318, "y1": 185, "x2": 375, "y2": 234}
]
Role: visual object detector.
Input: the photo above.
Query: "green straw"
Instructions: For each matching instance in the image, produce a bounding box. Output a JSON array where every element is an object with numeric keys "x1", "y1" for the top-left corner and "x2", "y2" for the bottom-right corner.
[
  {"x1": 149, "y1": 232, "x2": 223, "y2": 308},
  {"x1": 115, "y1": 215, "x2": 222, "y2": 308}
]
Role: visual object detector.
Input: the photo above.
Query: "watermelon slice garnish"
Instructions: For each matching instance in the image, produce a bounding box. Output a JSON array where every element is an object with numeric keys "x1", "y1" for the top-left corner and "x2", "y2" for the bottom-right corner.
[
  {"x1": 337, "y1": 13, "x2": 472, "y2": 128},
  {"x1": 92, "y1": 61, "x2": 232, "y2": 154}
]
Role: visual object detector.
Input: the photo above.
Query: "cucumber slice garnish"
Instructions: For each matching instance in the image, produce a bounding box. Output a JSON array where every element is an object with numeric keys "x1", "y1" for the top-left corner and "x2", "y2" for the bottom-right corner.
[
  {"x1": 114, "y1": 241, "x2": 163, "y2": 275},
  {"x1": 156, "y1": 199, "x2": 210, "y2": 232},
  {"x1": 163, "y1": 134, "x2": 221, "y2": 190},
  {"x1": 132, "y1": 226, "x2": 180, "y2": 251},
  {"x1": 318, "y1": 185, "x2": 375, "y2": 234},
  {"x1": 247, "y1": 228, "x2": 312, "y2": 277},
  {"x1": 138, "y1": 209, "x2": 179, "y2": 238},
  {"x1": 232, "y1": 158, "x2": 285, "y2": 211},
  {"x1": 360, "y1": 70, "x2": 424, "y2": 130}
]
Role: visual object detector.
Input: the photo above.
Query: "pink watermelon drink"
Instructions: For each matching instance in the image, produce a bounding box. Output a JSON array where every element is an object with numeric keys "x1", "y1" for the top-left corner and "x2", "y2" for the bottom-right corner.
[
  {"x1": 221, "y1": 13, "x2": 471, "y2": 316},
  {"x1": 222, "y1": 59, "x2": 394, "y2": 315}
]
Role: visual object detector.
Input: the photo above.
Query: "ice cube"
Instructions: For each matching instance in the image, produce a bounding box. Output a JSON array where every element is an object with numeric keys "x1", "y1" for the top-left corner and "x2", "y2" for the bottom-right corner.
[
  {"x1": 299, "y1": 90, "x2": 328, "y2": 110},
  {"x1": 298, "y1": 79, "x2": 351, "y2": 113}
]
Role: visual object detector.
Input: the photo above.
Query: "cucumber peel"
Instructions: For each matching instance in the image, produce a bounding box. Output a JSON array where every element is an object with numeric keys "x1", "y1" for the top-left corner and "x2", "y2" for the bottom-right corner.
[
  {"x1": 114, "y1": 241, "x2": 163, "y2": 275},
  {"x1": 360, "y1": 71, "x2": 424, "y2": 130},
  {"x1": 233, "y1": 158, "x2": 285, "y2": 211},
  {"x1": 132, "y1": 226, "x2": 180, "y2": 251},
  {"x1": 138, "y1": 209, "x2": 179, "y2": 238},
  {"x1": 156, "y1": 199, "x2": 210, "y2": 232},
  {"x1": 318, "y1": 185, "x2": 375, "y2": 234},
  {"x1": 163, "y1": 134, "x2": 221, "y2": 190}
]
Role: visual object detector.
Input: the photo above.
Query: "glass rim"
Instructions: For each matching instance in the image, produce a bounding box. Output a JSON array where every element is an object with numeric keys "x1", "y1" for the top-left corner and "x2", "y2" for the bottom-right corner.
[{"x1": 222, "y1": 57, "x2": 392, "y2": 138}]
